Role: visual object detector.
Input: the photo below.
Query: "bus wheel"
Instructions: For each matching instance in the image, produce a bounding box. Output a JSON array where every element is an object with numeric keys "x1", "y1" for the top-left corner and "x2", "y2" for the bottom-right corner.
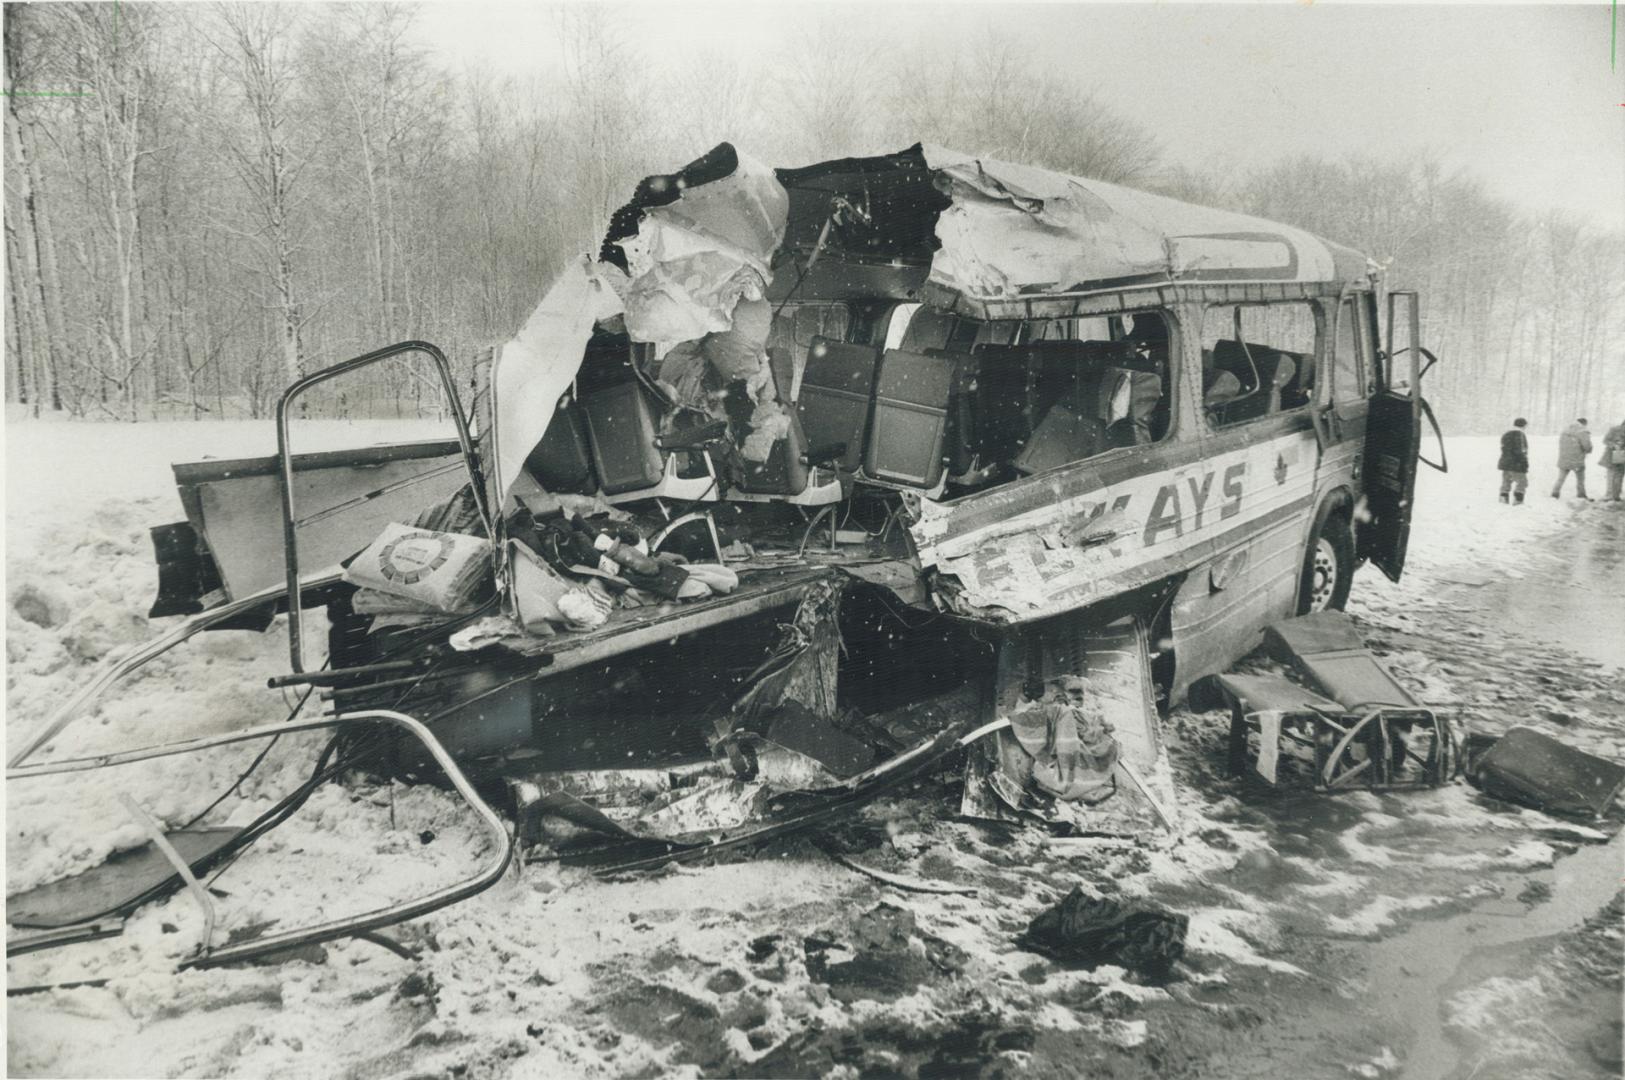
[{"x1": 1299, "y1": 510, "x2": 1354, "y2": 614}]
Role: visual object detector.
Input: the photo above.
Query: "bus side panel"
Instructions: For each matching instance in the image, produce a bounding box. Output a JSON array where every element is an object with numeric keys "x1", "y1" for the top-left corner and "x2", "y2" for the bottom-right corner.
[
  {"x1": 915, "y1": 420, "x2": 1319, "y2": 623},
  {"x1": 1167, "y1": 511, "x2": 1304, "y2": 704}
]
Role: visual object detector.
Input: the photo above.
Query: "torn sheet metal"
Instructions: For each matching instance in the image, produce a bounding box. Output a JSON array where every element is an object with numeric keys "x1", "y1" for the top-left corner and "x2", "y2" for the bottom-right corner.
[
  {"x1": 488, "y1": 255, "x2": 625, "y2": 505},
  {"x1": 919, "y1": 145, "x2": 1361, "y2": 303},
  {"x1": 489, "y1": 142, "x2": 1364, "y2": 510},
  {"x1": 565, "y1": 717, "x2": 1009, "y2": 874},
  {"x1": 7, "y1": 709, "x2": 512, "y2": 969},
  {"x1": 962, "y1": 612, "x2": 1173, "y2": 836},
  {"x1": 488, "y1": 149, "x2": 787, "y2": 504},
  {"x1": 910, "y1": 427, "x2": 1316, "y2": 622},
  {"x1": 7, "y1": 827, "x2": 240, "y2": 930},
  {"x1": 613, "y1": 149, "x2": 788, "y2": 352}
]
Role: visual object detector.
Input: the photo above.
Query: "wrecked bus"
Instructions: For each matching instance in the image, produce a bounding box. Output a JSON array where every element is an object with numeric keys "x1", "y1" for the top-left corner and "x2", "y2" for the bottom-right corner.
[{"x1": 9, "y1": 144, "x2": 1442, "y2": 961}]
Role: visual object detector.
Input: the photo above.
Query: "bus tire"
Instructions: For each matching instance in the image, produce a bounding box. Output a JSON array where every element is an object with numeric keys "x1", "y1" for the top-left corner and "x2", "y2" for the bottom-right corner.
[{"x1": 1298, "y1": 507, "x2": 1354, "y2": 614}]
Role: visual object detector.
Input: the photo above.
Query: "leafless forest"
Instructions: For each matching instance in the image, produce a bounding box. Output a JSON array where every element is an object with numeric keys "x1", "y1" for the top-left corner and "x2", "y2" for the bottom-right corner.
[{"x1": 4, "y1": 2, "x2": 1621, "y2": 432}]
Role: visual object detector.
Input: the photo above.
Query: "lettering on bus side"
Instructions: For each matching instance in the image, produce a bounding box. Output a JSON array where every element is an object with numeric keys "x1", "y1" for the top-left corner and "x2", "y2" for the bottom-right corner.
[{"x1": 1142, "y1": 462, "x2": 1246, "y2": 548}]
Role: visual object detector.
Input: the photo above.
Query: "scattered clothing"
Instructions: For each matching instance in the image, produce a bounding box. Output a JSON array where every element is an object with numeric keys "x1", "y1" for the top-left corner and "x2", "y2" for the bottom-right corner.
[{"x1": 1017, "y1": 886, "x2": 1188, "y2": 980}]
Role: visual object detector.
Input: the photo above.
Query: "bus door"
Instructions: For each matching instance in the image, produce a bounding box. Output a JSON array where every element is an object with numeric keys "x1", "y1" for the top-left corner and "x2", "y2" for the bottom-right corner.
[{"x1": 1359, "y1": 290, "x2": 1443, "y2": 582}]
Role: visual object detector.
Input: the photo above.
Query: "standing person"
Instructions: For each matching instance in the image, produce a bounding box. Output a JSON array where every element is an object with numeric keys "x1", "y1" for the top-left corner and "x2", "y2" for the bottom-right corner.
[
  {"x1": 1498, "y1": 417, "x2": 1530, "y2": 504},
  {"x1": 1552, "y1": 418, "x2": 1593, "y2": 500},
  {"x1": 1602, "y1": 418, "x2": 1625, "y2": 502}
]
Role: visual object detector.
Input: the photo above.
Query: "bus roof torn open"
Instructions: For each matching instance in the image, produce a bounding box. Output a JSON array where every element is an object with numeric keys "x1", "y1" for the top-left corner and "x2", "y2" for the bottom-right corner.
[{"x1": 490, "y1": 142, "x2": 1370, "y2": 507}]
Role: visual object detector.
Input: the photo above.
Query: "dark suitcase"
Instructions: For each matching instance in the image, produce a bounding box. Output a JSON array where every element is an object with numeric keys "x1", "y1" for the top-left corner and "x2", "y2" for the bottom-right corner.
[
  {"x1": 797, "y1": 337, "x2": 878, "y2": 473},
  {"x1": 865, "y1": 347, "x2": 957, "y2": 487},
  {"x1": 1470, "y1": 726, "x2": 1625, "y2": 818}
]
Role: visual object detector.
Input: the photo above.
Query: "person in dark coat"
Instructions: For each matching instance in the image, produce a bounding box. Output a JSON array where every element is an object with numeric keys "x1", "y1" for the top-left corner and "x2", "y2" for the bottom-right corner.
[
  {"x1": 1552, "y1": 418, "x2": 1593, "y2": 499},
  {"x1": 1601, "y1": 419, "x2": 1624, "y2": 502},
  {"x1": 1498, "y1": 417, "x2": 1529, "y2": 504}
]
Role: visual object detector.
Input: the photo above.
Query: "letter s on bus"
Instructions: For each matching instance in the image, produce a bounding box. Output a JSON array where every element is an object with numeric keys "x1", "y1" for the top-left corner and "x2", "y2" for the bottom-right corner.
[{"x1": 1220, "y1": 462, "x2": 1245, "y2": 520}]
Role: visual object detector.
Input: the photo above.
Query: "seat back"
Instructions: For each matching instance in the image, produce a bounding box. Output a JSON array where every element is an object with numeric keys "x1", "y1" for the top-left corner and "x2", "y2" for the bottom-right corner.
[
  {"x1": 969, "y1": 343, "x2": 1035, "y2": 465},
  {"x1": 865, "y1": 348, "x2": 957, "y2": 488},
  {"x1": 797, "y1": 337, "x2": 880, "y2": 472},
  {"x1": 580, "y1": 381, "x2": 665, "y2": 494},
  {"x1": 1098, "y1": 367, "x2": 1163, "y2": 447},
  {"x1": 1207, "y1": 342, "x2": 1296, "y2": 424},
  {"x1": 525, "y1": 396, "x2": 597, "y2": 494},
  {"x1": 1013, "y1": 401, "x2": 1108, "y2": 475}
]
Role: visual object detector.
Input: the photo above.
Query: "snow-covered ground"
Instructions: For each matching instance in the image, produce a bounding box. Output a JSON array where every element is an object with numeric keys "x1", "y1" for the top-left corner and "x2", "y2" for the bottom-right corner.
[{"x1": 6, "y1": 420, "x2": 1622, "y2": 1078}]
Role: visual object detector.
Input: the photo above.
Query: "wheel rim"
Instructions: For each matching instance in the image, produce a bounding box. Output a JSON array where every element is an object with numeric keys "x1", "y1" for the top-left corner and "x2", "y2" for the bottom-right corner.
[{"x1": 1308, "y1": 537, "x2": 1338, "y2": 612}]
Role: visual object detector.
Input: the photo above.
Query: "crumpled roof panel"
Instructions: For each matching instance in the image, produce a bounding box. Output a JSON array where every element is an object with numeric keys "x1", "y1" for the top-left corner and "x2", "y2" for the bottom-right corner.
[{"x1": 920, "y1": 145, "x2": 1368, "y2": 298}]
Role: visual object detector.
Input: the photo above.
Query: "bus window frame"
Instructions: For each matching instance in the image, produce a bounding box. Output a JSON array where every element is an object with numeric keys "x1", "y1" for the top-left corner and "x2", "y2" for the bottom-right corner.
[{"x1": 1199, "y1": 299, "x2": 1323, "y2": 432}]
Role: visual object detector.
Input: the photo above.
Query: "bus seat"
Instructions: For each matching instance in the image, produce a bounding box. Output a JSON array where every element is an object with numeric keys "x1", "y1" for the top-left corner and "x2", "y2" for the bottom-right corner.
[
  {"x1": 1013, "y1": 400, "x2": 1108, "y2": 475},
  {"x1": 1259, "y1": 353, "x2": 1297, "y2": 414},
  {"x1": 1098, "y1": 368, "x2": 1162, "y2": 448},
  {"x1": 864, "y1": 347, "x2": 957, "y2": 488},
  {"x1": 1204, "y1": 368, "x2": 1243, "y2": 408},
  {"x1": 1278, "y1": 351, "x2": 1312, "y2": 409},
  {"x1": 1207, "y1": 346, "x2": 1295, "y2": 424},
  {"x1": 898, "y1": 306, "x2": 956, "y2": 352},
  {"x1": 524, "y1": 396, "x2": 597, "y2": 494},
  {"x1": 1210, "y1": 341, "x2": 1261, "y2": 394},
  {"x1": 1015, "y1": 358, "x2": 1114, "y2": 474},
  {"x1": 580, "y1": 381, "x2": 667, "y2": 495},
  {"x1": 969, "y1": 343, "x2": 1035, "y2": 466},
  {"x1": 797, "y1": 337, "x2": 879, "y2": 472}
]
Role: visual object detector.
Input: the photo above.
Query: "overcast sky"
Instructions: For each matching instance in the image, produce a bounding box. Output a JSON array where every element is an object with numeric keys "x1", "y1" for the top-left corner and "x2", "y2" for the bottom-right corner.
[{"x1": 414, "y1": 2, "x2": 1624, "y2": 228}]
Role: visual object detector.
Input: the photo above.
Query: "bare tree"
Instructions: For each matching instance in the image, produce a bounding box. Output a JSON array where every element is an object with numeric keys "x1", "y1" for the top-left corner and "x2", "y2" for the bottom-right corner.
[
  {"x1": 4, "y1": 6, "x2": 70, "y2": 414},
  {"x1": 207, "y1": 2, "x2": 308, "y2": 384}
]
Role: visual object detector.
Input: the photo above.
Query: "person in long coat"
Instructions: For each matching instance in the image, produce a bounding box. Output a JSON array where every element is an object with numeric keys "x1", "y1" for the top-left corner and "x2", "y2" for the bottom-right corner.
[
  {"x1": 1497, "y1": 417, "x2": 1529, "y2": 504},
  {"x1": 1602, "y1": 419, "x2": 1625, "y2": 502},
  {"x1": 1552, "y1": 418, "x2": 1593, "y2": 499}
]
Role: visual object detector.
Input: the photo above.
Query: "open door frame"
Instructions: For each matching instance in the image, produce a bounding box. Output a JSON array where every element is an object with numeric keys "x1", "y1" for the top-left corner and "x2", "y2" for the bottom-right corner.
[{"x1": 1358, "y1": 292, "x2": 1426, "y2": 582}]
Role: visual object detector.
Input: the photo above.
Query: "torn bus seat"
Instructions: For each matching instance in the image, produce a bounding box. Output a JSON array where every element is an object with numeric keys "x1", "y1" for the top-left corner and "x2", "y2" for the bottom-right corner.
[
  {"x1": 798, "y1": 337, "x2": 879, "y2": 473},
  {"x1": 1236, "y1": 612, "x2": 1456, "y2": 790},
  {"x1": 1466, "y1": 726, "x2": 1624, "y2": 819},
  {"x1": 1217, "y1": 672, "x2": 1345, "y2": 788},
  {"x1": 1263, "y1": 611, "x2": 1422, "y2": 712}
]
